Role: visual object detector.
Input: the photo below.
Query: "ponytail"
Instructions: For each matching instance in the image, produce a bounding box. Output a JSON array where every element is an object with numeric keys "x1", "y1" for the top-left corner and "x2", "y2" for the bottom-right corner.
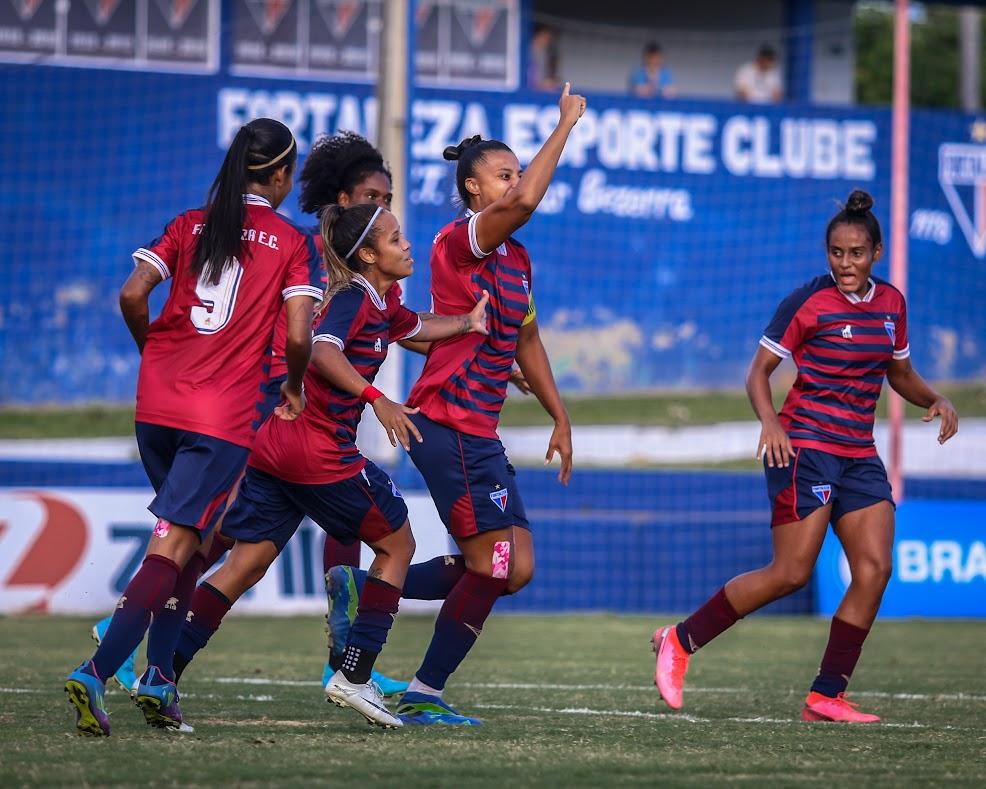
[
  {"x1": 443, "y1": 134, "x2": 512, "y2": 207},
  {"x1": 826, "y1": 189, "x2": 882, "y2": 248},
  {"x1": 193, "y1": 118, "x2": 297, "y2": 284},
  {"x1": 319, "y1": 203, "x2": 384, "y2": 297}
]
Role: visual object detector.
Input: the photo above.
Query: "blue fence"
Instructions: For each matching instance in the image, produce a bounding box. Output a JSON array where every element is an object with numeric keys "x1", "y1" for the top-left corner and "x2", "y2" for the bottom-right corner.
[{"x1": 3, "y1": 59, "x2": 986, "y2": 403}]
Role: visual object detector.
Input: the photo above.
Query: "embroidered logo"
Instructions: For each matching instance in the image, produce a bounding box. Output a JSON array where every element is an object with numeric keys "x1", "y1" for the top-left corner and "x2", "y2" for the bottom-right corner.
[
  {"x1": 884, "y1": 321, "x2": 896, "y2": 343},
  {"x1": 489, "y1": 485, "x2": 508, "y2": 512},
  {"x1": 185, "y1": 611, "x2": 195, "y2": 623},
  {"x1": 389, "y1": 478, "x2": 403, "y2": 499},
  {"x1": 116, "y1": 595, "x2": 127, "y2": 609},
  {"x1": 164, "y1": 596, "x2": 179, "y2": 611},
  {"x1": 841, "y1": 324, "x2": 853, "y2": 340},
  {"x1": 811, "y1": 484, "x2": 832, "y2": 505},
  {"x1": 374, "y1": 337, "x2": 382, "y2": 352}
]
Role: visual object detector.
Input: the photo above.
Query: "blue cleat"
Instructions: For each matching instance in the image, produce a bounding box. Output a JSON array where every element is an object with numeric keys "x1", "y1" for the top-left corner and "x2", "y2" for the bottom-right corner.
[
  {"x1": 135, "y1": 666, "x2": 183, "y2": 729},
  {"x1": 91, "y1": 616, "x2": 139, "y2": 694},
  {"x1": 396, "y1": 692, "x2": 483, "y2": 726},
  {"x1": 64, "y1": 661, "x2": 111, "y2": 736},
  {"x1": 324, "y1": 565, "x2": 408, "y2": 697}
]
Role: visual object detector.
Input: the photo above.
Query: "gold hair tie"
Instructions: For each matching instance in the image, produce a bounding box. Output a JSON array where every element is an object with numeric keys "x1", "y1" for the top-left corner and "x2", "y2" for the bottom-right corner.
[{"x1": 246, "y1": 138, "x2": 296, "y2": 171}]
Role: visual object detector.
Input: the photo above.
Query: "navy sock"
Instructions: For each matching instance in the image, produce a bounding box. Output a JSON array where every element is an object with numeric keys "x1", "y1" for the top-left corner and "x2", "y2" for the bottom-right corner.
[
  {"x1": 91, "y1": 554, "x2": 180, "y2": 681},
  {"x1": 810, "y1": 617, "x2": 870, "y2": 698},
  {"x1": 341, "y1": 577, "x2": 401, "y2": 684},
  {"x1": 173, "y1": 582, "x2": 233, "y2": 683},
  {"x1": 349, "y1": 555, "x2": 466, "y2": 601},
  {"x1": 146, "y1": 552, "x2": 205, "y2": 680},
  {"x1": 415, "y1": 571, "x2": 507, "y2": 691}
]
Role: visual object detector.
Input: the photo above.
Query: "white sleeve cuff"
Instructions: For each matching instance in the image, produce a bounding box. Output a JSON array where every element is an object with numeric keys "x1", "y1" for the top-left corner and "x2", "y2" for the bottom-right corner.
[
  {"x1": 467, "y1": 211, "x2": 491, "y2": 259},
  {"x1": 132, "y1": 248, "x2": 171, "y2": 280},
  {"x1": 893, "y1": 345, "x2": 911, "y2": 360},
  {"x1": 400, "y1": 317, "x2": 423, "y2": 340},
  {"x1": 759, "y1": 336, "x2": 791, "y2": 359},
  {"x1": 283, "y1": 285, "x2": 324, "y2": 301},
  {"x1": 313, "y1": 334, "x2": 345, "y2": 351}
]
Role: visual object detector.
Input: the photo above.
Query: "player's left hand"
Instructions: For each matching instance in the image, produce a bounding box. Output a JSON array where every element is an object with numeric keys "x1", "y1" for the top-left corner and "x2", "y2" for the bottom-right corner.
[
  {"x1": 508, "y1": 368, "x2": 532, "y2": 395},
  {"x1": 545, "y1": 420, "x2": 573, "y2": 485},
  {"x1": 466, "y1": 290, "x2": 490, "y2": 335},
  {"x1": 275, "y1": 381, "x2": 306, "y2": 421},
  {"x1": 924, "y1": 397, "x2": 958, "y2": 444}
]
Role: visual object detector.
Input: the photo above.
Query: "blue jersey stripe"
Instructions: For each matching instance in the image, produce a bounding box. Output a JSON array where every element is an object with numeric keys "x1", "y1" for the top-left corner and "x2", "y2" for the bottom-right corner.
[
  {"x1": 806, "y1": 338, "x2": 893, "y2": 354},
  {"x1": 816, "y1": 311, "x2": 899, "y2": 323},
  {"x1": 788, "y1": 427, "x2": 875, "y2": 446},
  {"x1": 794, "y1": 406, "x2": 874, "y2": 431},
  {"x1": 449, "y1": 374, "x2": 508, "y2": 404},
  {"x1": 801, "y1": 393, "x2": 877, "y2": 415},
  {"x1": 438, "y1": 387, "x2": 501, "y2": 418},
  {"x1": 800, "y1": 379, "x2": 880, "y2": 399}
]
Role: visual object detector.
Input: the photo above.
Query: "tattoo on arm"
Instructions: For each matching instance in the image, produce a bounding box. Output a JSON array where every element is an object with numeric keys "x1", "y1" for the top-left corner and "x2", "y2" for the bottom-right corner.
[{"x1": 368, "y1": 567, "x2": 384, "y2": 580}]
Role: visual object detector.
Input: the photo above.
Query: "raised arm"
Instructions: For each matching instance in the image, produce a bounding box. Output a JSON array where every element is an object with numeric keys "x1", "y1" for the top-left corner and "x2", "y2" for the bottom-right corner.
[
  {"x1": 514, "y1": 319, "x2": 572, "y2": 485},
  {"x1": 886, "y1": 357, "x2": 958, "y2": 444},
  {"x1": 473, "y1": 83, "x2": 586, "y2": 254},
  {"x1": 119, "y1": 260, "x2": 164, "y2": 353},
  {"x1": 746, "y1": 346, "x2": 792, "y2": 468}
]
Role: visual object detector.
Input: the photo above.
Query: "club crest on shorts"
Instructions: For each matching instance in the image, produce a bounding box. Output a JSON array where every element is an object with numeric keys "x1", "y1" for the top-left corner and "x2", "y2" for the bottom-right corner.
[
  {"x1": 884, "y1": 321, "x2": 896, "y2": 343},
  {"x1": 489, "y1": 484, "x2": 508, "y2": 512},
  {"x1": 389, "y1": 478, "x2": 403, "y2": 499},
  {"x1": 811, "y1": 484, "x2": 832, "y2": 504}
]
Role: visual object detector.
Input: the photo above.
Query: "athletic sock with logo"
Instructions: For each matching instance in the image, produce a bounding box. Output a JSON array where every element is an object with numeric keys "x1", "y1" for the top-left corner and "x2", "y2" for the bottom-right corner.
[
  {"x1": 413, "y1": 571, "x2": 508, "y2": 691},
  {"x1": 91, "y1": 554, "x2": 180, "y2": 681},
  {"x1": 172, "y1": 582, "x2": 233, "y2": 683},
  {"x1": 339, "y1": 577, "x2": 402, "y2": 685},
  {"x1": 145, "y1": 552, "x2": 205, "y2": 680}
]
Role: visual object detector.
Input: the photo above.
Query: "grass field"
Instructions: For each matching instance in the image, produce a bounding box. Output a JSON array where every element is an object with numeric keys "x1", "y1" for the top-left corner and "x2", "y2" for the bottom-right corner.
[
  {"x1": 1, "y1": 615, "x2": 983, "y2": 787},
  {"x1": 1, "y1": 383, "x2": 985, "y2": 438}
]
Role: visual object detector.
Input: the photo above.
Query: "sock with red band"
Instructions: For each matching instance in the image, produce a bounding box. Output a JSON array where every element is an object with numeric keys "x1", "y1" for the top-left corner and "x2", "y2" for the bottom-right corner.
[
  {"x1": 414, "y1": 571, "x2": 508, "y2": 691},
  {"x1": 810, "y1": 616, "x2": 870, "y2": 698},
  {"x1": 340, "y1": 577, "x2": 402, "y2": 684},
  {"x1": 173, "y1": 582, "x2": 233, "y2": 683},
  {"x1": 677, "y1": 586, "x2": 743, "y2": 654},
  {"x1": 91, "y1": 554, "x2": 180, "y2": 681},
  {"x1": 146, "y1": 552, "x2": 205, "y2": 680}
]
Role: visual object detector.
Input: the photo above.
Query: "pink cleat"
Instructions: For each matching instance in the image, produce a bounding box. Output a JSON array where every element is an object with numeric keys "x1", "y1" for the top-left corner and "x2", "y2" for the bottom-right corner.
[
  {"x1": 801, "y1": 691, "x2": 880, "y2": 723},
  {"x1": 652, "y1": 625, "x2": 690, "y2": 710}
]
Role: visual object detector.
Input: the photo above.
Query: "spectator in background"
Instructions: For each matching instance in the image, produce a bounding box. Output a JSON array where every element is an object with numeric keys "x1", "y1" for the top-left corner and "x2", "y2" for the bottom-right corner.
[
  {"x1": 528, "y1": 23, "x2": 561, "y2": 91},
  {"x1": 629, "y1": 42, "x2": 677, "y2": 99},
  {"x1": 735, "y1": 44, "x2": 783, "y2": 103}
]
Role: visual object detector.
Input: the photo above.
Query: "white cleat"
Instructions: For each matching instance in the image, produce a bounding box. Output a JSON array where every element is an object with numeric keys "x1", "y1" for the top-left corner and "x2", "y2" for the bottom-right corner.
[{"x1": 325, "y1": 670, "x2": 402, "y2": 729}]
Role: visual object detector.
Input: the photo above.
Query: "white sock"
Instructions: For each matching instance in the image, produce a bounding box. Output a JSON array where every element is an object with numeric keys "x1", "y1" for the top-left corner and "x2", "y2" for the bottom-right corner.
[{"x1": 406, "y1": 677, "x2": 443, "y2": 698}]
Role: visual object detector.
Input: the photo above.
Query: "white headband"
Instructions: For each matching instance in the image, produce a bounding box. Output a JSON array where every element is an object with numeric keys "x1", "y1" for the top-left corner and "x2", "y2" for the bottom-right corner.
[{"x1": 345, "y1": 206, "x2": 384, "y2": 260}]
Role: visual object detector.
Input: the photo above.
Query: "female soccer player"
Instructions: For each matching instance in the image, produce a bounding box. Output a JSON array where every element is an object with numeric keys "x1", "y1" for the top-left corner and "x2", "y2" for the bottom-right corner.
[
  {"x1": 64, "y1": 118, "x2": 323, "y2": 737},
  {"x1": 168, "y1": 203, "x2": 489, "y2": 729},
  {"x1": 392, "y1": 83, "x2": 586, "y2": 726},
  {"x1": 653, "y1": 190, "x2": 958, "y2": 723}
]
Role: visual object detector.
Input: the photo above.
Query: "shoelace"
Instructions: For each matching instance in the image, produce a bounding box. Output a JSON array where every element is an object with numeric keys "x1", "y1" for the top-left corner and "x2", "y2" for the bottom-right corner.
[{"x1": 835, "y1": 692, "x2": 859, "y2": 709}]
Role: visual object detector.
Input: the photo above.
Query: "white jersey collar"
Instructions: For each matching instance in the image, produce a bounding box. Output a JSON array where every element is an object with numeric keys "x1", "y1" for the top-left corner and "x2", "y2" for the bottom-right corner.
[
  {"x1": 830, "y1": 271, "x2": 876, "y2": 304},
  {"x1": 243, "y1": 193, "x2": 272, "y2": 207},
  {"x1": 352, "y1": 273, "x2": 387, "y2": 311}
]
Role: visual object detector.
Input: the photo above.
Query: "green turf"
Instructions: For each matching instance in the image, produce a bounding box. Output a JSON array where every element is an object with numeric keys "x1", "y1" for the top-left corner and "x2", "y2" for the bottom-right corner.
[
  {"x1": 2, "y1": 383, "x2": 984, "y2": 438},
  {"x1": 1, "y1": 615, "x2": 983, "y2": 786}
]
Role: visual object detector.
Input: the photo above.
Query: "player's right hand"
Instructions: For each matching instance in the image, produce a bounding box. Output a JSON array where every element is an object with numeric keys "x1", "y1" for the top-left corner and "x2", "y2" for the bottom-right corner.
[
  {"x1": 275, "y1": 381, "x2": 306, "y2": 421},
  {"x1": 372, "y1": 396, "x2": 422, "y2": 452},
  {"x1": 757, "y1": 418, "x2": 794, "y2": 468},
  {"x1": 559, "y1": 82, "x2": 587, "y2": 127}
]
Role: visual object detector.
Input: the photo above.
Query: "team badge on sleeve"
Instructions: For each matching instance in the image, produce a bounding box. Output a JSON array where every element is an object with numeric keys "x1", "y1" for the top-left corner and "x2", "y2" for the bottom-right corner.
[
  {"x1": 884, "y1": 321, "x2": 896, "y2": 343},
  {"x1": 489, "y1": 485, "x2": 508, "y2": 512},
  {"x1": 811, "y1": 484, "x2": 832, "y2": 504}
]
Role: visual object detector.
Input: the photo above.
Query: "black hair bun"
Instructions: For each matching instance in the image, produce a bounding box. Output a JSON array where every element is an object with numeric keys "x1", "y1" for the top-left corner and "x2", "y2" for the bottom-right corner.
[
  {"x1": 845, "y1": 190, "x2": 874, "y2": 215},
  {"x1": 443, "y1": 134, "x2": 482, "y2": 162}
]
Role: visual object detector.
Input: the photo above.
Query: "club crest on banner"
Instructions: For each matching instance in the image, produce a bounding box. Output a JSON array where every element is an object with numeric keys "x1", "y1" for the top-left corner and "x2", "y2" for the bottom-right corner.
[
  {"x1": 156, "y1": 0, "x2": 200, "y2": 30},
  {"x1": 938, "y1": 140, "x2": 986, "y2": 259},
  {"x1": 316, "y1": 0, "x2": 362, "y2": 40},
  {"x1": 245, "y1": 0, "x2": 293, "y2": 36},
  {"x1": 455, "y1": 5, "x2": 500, "y2": 47},
  {"x1": 811, "y1": 484, "x2": 832, "y2": 505},
  {"x1": 84, "y1": 0, "x2": 123, "y2": 25},
  {"x1": 13, "y1": 0, "x2": 44, "y2": 22}
]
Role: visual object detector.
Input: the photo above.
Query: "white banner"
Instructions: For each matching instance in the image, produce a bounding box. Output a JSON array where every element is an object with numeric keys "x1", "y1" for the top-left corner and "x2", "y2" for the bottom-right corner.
[{"x1": 0, "y1": 487, "x2": 454, "y2": 615}]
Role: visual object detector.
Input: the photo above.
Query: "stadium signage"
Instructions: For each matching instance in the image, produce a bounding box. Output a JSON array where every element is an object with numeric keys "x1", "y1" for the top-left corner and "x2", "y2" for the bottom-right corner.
[{"x1": 816, "y1": 500, "x2": 986, "y2": 618}]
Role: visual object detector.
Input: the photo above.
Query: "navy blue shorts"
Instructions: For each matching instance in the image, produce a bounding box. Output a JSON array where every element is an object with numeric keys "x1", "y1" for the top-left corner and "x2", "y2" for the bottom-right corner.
[
  {"x1": 135, "y1": 422, "x2": 249, "y2": 537},
  {"x1": 765, "y1": 447, "x2": 895, "y2": 527},
  {"x1": 221, "y1": 462, "x2": 409, "y2": 553},
  {"x1": 407, "y1": 412, "x2": 529, "y2": 539}
]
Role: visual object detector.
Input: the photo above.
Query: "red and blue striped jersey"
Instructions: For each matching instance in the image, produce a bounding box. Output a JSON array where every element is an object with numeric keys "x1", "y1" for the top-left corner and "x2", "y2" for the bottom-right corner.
[
  {"x1": 268, "y1": 229, "x2": 325, "y2": 381},
  {"x1": 407, "y1": 210, "x2": 536, "y2": 439},
  {"x1": 760, "y1": 274, "x2": 910, "y2": 458},
  {"x1": 249, "y1": 275, "x2": 421, "y2": 484},
  {"x1": 132, "y1": 194, "x2": 323, "y2": 448}
]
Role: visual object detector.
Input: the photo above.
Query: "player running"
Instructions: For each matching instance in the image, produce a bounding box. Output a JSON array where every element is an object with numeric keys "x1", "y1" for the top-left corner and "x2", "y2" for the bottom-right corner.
[
  {"x1": 388, "y1": 83, "x2": 585, "y2": 726},
  {"x1": 166, "y1": 203, "x2": 489, "y2": 729},
  {"x1": 652, "y1": 190, "x2": 958, "y2": 723},
  {"x1": 64, "y1": 119, "x2": 322, "y2": 737}
]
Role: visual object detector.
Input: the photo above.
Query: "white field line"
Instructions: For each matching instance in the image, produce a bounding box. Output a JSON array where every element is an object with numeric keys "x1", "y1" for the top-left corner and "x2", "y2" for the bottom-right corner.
[
  {"x1": 209, "y1": 677, "x2": 986, "y2": 703},
  {"x1": 0, "y1": 687, "x2": 42, "y2": 694}
]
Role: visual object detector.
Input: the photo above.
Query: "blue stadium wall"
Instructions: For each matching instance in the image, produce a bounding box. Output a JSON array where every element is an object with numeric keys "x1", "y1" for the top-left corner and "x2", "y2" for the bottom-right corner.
[{"x1": 2, "y1": 62, "x2": 986, "y2": 403}]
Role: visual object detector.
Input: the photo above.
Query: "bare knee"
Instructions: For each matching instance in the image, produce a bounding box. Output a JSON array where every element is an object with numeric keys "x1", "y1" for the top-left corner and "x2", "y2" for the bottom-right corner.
[
  {"x1": 505, "y1": 563, "x2": 534, "y2": 595},
  {"x1": 849, "y1": 555, "x2": 893, "y2": 589},
  {"x1": 767, "y1": 562, "x2": 813, "y2": 596}
]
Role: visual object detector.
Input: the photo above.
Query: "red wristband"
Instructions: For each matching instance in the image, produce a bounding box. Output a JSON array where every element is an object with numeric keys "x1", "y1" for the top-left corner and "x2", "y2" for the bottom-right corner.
[{"x1": 360, "y1": 385, "x2": 384, "y2": 404}]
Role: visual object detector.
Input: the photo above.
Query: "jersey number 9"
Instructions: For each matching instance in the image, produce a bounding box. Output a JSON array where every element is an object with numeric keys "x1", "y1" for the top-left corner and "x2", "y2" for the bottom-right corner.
[{"x1": 190, "y1": 259, "x2": 243, "y2": 335}]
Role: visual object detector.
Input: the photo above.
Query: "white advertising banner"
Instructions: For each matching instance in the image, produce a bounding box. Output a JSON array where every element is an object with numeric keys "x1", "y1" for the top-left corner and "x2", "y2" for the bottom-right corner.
[{"x1": 0, "y1": 487, "x2": 454, "y2": 615}]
